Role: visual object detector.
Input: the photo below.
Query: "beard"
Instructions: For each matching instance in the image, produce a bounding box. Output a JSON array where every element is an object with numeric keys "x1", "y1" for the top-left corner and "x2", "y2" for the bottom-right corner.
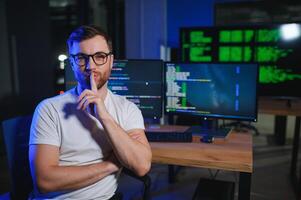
[
  {"x1": 73, "y1": 66, "x2": 112, "y2": 90},
  {"x1": 88, "y1": 76, "x2": 105, "y2": 89}
]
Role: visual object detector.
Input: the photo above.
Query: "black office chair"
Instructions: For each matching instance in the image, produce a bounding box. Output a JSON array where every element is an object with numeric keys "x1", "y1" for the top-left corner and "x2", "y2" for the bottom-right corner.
[
  {"x1": 2, "y1": 115, "x2": 151, "y2": 200},
  {"x1": 2, "y1": 115, "x2": 33, "y2": 200}
]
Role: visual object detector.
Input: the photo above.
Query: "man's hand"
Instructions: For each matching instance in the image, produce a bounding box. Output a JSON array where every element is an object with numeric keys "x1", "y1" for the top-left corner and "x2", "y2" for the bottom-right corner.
[
  {"x1": 106, "y1": 152, "x2": 121, "y2": 172},
  {"x1": 77, "y1": 72, "x2": 107, "y2": 119}
]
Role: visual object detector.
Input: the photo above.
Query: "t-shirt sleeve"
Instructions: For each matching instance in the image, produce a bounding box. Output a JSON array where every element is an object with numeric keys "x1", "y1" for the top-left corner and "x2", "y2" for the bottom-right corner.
[
  {"x1": 29, "y1": 99, "x2": 61, "y2": 147},
  {"x1": 123, "y1": 101, "x2": 145, "y2": 131}
]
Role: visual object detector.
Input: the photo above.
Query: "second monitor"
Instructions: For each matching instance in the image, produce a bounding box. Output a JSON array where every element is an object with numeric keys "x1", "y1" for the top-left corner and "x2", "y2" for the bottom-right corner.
[{"x1": 165, "y1": 62, "x2": 258, "y2": 122}]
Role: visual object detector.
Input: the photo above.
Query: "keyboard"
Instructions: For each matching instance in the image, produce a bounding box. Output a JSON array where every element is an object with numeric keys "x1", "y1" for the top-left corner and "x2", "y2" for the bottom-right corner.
[
  {"x1": 185, "y1": 126, "x2": 232, "y2": 138},
  {"x1": 146, "y1": 131, "x2": 192, "y2": 142}
]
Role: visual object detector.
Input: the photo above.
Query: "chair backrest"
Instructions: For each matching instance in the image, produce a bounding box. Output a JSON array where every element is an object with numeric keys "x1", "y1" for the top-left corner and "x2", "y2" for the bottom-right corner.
[
  {"x1": 122, "y1": 168, "x2": 151, "y2": 200},
  {"x1": 2, "y1": 115, "x2": 33, "y2": 200}
]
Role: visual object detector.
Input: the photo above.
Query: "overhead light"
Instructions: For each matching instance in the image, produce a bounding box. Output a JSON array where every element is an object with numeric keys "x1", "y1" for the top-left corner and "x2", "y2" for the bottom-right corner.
[
  {"x1": 58, "y1": 54, "x2": 67, "y2": 62},
  {"x1": 280, "y1": 23, "x2": 301, "y2": 41}
]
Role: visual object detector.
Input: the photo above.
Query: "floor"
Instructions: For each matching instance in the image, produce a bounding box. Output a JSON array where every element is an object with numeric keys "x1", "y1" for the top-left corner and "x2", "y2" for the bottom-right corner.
[{"x1": 0, "y1": 127, "x2": 299, "y2": 200}]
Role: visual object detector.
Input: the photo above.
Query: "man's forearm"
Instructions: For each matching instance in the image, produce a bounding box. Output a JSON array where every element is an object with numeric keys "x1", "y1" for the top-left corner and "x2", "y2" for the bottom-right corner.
[
  {"x1": 35, "y1": 161, "x2": 118, "y2": 193},
  {"x1": 99, "y1": 114, "x2": 152, "y2": 176}
]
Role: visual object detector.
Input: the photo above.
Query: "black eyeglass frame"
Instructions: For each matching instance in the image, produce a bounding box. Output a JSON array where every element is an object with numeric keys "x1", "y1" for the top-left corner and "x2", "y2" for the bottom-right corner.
[{"x1": 70, "y1": 51, "x2": 113, "y2": 67}]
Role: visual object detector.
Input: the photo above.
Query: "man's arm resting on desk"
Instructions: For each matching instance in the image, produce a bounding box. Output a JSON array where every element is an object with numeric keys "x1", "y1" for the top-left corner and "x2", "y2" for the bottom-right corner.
[{"x1": 29, "y1": 144, "x2": 120, "y2": 193}]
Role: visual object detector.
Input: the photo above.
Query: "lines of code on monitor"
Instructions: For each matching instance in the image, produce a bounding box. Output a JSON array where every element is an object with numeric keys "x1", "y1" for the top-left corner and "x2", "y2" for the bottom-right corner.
[
  {"x1": 165, "y1": 63, "x2": 258, "y2": 121},
  {"x1": 108, "y1": 60, "x2": 163, "y2": 119},
  {"x1": 180, "y1": 24, "x2": 301, "y2": 97}
]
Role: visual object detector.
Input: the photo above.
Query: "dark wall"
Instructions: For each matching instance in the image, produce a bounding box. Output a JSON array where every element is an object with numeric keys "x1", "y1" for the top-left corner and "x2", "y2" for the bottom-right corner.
[
  {"x1": 0, "y1": 0, "x2": 12, "y2": 99},
  {"x1": 0, "y1": 0, "x2": 54, "y2": 120},
  {"x1": 125, "y1": 0, "x2": 166, "y2": 59},
  {"x1": 167, "y1": 0, "x2": 251, "y2": 48},
  {"x1": 167, "y1": 0, "x2": 214, "y2": 48}
]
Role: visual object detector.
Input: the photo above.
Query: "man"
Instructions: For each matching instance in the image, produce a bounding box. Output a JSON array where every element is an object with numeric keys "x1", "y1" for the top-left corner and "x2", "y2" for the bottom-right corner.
[{"x1": 29, "y1": 25, "x2": 152, "y2": 199}]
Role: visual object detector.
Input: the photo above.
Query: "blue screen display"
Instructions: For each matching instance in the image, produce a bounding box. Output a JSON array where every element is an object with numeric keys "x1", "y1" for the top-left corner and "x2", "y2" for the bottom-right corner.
[{"x1": 165, "y1": 63, "x2": 258, "y2": 121}]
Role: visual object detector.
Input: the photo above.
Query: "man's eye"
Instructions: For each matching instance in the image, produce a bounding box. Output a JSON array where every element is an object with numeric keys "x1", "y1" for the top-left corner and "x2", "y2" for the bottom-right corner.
[
  {"x1": 94, "y1": 53, "x2": 106, "y2": 60},
  {"x1": 77, "y1": 55, "x2": 85, "y2": 59}
]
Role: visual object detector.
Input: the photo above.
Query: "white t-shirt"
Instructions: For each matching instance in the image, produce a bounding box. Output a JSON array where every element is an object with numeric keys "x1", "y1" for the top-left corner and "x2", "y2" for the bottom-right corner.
[{"x1": 29, "y1": 88, "x2": 145, "y2": 199}]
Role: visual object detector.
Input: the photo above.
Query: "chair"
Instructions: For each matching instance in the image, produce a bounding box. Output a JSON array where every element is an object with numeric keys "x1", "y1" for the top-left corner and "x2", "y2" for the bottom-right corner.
[
  {"x1": 120, "y1": 168, "x2": 151, "y2": 200},
  {"x1": 2, "y1": 115, "x2": 151, "y2": 200},
  {"x1": 2, "y1": 115, "x2": 33, "y2": 200}
]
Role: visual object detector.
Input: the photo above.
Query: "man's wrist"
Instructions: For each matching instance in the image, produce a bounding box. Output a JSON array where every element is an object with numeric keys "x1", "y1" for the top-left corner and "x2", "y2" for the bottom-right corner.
[{"x1": 97, "y1": 111, "x2": 112, "y2": 122}]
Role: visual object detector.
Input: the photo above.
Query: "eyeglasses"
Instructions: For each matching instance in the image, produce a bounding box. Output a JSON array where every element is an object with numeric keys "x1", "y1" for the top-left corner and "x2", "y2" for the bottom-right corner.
[{"x1": 70, "y1": 51, "x2": 113, "y2": 67}]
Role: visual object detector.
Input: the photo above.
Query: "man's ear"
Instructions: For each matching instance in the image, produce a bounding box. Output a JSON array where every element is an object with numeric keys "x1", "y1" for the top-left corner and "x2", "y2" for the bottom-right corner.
[{"x1": 110, "y1": 54, "x2": 114, "y2": 69}]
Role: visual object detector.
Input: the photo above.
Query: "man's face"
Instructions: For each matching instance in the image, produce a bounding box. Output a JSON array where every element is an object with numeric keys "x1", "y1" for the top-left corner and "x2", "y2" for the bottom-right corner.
[{"x1": 69, "y1": 35, "x2": 113, "y2": 90}]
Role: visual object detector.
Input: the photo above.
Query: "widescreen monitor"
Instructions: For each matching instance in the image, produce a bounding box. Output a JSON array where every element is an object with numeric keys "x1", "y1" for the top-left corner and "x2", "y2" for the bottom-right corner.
[
  {"x1": 165, "y1": 62, "x2": 258, "y2": 121},
  {"x1": 65, "y1": 59, "x2": 163, "y2": 120},
  {"x1": 180, "y1": 24, "x2": 301, "y2": 98}
]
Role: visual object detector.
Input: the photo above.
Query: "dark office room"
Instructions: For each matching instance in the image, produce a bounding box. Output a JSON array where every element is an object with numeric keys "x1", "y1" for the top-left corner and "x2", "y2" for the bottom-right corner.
[{"x1": 1, "y1": 0, "x2": 301, "y2": 199}]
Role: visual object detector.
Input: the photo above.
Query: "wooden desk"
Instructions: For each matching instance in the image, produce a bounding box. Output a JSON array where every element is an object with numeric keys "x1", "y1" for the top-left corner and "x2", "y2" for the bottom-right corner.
[
  {"x1": 259, "y1": 97, "x2": 301, "y2": 116},
  {"x1": 258, "y1": 98, "x2": 301, "y2": 199},
  {"x1": 146, "y1": 125, "x2": 253, "y2": 200}
]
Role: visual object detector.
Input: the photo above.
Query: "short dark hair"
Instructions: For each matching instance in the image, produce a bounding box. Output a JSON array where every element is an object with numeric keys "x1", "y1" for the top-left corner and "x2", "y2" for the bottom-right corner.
[{"x1": 67, "y1": 25, "x2": 113, "y2": 53}]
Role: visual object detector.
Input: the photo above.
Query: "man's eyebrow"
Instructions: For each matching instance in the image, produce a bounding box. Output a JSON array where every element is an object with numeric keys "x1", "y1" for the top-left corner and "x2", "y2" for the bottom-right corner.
[
  {"x1": 72, "y1": 52, "x2": 86, "y2": 56},
  {"x1": 73, "y1": 51, "x2": 109, "y2": 56}
]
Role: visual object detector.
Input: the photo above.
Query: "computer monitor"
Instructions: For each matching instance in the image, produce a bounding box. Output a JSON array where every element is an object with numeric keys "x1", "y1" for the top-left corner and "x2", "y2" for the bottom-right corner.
[
  {"x1": 180, "y1": 24, "x2": 301, "y2": 98},
  {"x1": 108, "y1": 59, "x2": 163, "y2": 120},
  {"x1": 65, "y1": 59, "x2": 164, "y2": 120},
  {"x1": 165, "y1": 62, "x2": 258, "y2": 122}
]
